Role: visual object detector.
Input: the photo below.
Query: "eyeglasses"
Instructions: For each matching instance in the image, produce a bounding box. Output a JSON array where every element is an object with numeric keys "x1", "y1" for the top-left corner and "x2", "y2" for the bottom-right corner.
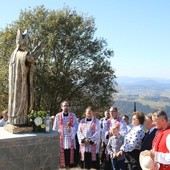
[
  {"x1": 110, "y1": 110, "x2": 117, "y2": 112},
  {"x1": 153, "y1": 118, "x2": 164, "y2": 122},
  {"x1": 62, "y1": 105, "x2": 69, "y2": 107}
]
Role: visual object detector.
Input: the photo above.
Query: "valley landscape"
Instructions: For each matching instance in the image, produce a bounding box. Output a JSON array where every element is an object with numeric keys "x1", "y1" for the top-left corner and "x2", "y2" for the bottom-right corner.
[{"x1": 114, "y1": 76, "x2": 170, "y2": 119}]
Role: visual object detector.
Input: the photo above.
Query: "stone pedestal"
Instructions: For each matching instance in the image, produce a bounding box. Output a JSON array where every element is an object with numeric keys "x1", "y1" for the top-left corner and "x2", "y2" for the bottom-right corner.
[
  {"x1": 4, "y1": 124, "x2": 33, "y2": 134},
  {"x1": 0, "y1": 127, "x2": 59, "y2": 170}
]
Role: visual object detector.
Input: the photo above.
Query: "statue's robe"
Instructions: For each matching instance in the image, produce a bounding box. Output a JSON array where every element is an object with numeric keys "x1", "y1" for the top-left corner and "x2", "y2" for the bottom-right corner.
[{"x1": 8, "y1": 49, "x2": 34, "y2": 125}]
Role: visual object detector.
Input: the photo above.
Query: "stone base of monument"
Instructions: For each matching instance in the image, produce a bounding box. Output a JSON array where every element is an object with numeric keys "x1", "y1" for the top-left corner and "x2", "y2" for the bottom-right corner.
[
  {"x1": 4, "y1": 124, "x2": 33, "y2": 134},
  {"x1": 0, "y1": 127, "x2": 59, "y2": 170}
]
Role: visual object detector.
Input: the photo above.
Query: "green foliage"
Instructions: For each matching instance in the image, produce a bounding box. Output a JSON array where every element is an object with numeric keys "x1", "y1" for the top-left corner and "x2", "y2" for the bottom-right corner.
[
  {"x1": 0, "y1": 5, "x2": 117, "y2": 117},
  {"x1": 0, "y1": 65, "x2": 8, "y2": 111},
  {"x1": 0, "y1": 26, "x2": 18, "y2": 112}
]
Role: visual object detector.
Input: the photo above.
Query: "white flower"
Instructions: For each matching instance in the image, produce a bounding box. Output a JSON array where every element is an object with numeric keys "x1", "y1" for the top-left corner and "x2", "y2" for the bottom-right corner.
[{"x1": 34, "y1": 116, "x2": 43, "y2": 126}]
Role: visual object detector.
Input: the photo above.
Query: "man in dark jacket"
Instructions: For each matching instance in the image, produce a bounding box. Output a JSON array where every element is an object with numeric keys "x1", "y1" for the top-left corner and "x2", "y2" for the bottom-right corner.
[{"x1": 141, "y1": 112, "x2": 157, "y2": 151}]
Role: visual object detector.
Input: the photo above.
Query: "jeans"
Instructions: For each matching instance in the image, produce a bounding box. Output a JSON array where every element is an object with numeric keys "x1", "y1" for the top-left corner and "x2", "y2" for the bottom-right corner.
[{"x1": 111, "y1": 158, "x2": 127, "y2": 170}]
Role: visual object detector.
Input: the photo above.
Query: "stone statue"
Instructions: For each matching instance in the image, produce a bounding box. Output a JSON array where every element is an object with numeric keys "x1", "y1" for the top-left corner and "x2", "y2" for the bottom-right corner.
[{"x1": 8, "y1": 29, "x2": 42, "y2": 125}]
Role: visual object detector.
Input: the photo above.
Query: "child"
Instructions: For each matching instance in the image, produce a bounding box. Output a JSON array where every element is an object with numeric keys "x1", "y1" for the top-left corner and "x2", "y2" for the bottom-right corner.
[
  {"x1": 0, "y1": 110, "x2": 8, "y2": 127},
  {"x1": 107, "y1": 122, "x2": 126, "y2": 170}
]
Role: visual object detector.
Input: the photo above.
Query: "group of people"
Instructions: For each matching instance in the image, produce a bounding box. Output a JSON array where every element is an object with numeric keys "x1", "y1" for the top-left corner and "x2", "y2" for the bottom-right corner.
[
  {"x1": 51, "y1": 100, "x2": 170, "y2": 170},
  {"x1": 52, "y1": 101, "x2": 100, "y2": 169}
]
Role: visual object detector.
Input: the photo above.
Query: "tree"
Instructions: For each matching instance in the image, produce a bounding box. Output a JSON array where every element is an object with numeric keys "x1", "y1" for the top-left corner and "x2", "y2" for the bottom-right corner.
[
  {"x1": 0, "y1": 5, "x2": 117, "y2": 117},
  {"x1": 0, "y1": 28, "x2": 15, "y2": 113}
]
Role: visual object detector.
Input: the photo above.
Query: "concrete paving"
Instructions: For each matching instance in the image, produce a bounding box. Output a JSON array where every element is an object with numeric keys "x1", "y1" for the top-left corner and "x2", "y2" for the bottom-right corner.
[{"x1": 59, "y1": 168, "x2": 97, "y2": 170}]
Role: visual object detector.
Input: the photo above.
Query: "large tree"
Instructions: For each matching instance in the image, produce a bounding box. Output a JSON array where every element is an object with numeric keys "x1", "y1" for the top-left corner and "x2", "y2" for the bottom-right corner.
[{"x1": 0, "y1": 6, "x2": 117, "y2": 117}]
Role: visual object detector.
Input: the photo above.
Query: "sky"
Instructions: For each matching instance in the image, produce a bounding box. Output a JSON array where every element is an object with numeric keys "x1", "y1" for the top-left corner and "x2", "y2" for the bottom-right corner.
[{"x1": 1, "y1": 0, "x2": 170, "y2": 79}]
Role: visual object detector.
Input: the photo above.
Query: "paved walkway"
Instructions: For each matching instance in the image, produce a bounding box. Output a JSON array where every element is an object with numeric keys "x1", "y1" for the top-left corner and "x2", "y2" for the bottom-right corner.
[
  {"x1": 59, "y1": 168, "x2": 98, "y2": 170},
  {"x1": 59, "y1": 166, "x2": 104, "y2": 170}
]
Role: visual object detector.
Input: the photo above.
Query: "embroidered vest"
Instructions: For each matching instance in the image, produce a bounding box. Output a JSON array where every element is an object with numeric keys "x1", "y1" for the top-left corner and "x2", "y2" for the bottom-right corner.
[
  {"x1": 153, "y1": 126, "x2": 170, "y2": 170},
  {"x1": 154, "y1": 126, "x2": 170, "y2": 153}
]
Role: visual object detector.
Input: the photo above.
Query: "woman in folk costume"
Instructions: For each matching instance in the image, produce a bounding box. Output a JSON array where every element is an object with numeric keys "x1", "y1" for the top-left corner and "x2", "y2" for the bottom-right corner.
[
  {"x1": 53, "y1": 101, "x2": 78, "y2": 168},
  {"x1": 120, "y1": 111, "x2": 145, "y2": 170},
  {"x1": 77, "y1": 106, "x2": 100, "y2": 169}
]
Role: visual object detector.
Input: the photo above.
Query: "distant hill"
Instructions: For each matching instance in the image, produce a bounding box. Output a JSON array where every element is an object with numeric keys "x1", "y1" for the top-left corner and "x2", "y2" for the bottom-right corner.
[
  {"x1": 117, "y1": 76, "x2": 170, "y2": 90},
  {"x1": 114, "y1": 76, "x2": 170, "y2": 119},
  {"x1": 117, "y1": 76, "x2": 170, "y2": 84}
]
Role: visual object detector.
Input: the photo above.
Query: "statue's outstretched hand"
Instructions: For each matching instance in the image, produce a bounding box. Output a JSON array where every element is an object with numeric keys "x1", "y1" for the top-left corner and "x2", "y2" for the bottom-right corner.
[{"x1": 31, "y1": 39, "x2": 45, "y2": 56}]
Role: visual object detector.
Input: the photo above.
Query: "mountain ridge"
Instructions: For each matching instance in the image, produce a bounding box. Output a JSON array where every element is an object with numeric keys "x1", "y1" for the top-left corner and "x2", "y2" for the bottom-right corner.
[
  {"x1": 117, "y1": 76, "x2": 170, "y2": 84},
  {"x1": 116, "y1": 76, "x2": 170, "y2": 90}
]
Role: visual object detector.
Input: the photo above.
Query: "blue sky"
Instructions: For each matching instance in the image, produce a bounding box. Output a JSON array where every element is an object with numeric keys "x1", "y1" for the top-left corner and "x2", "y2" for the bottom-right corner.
[{"x1": 1, "y1": 0, "x2": 170, "y2": 79}]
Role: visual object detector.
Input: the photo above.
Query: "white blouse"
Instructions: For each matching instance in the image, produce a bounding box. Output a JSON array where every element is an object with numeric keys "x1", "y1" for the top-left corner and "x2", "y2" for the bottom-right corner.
[{"x1": 121, "y1": 124, "x2": 145, "y2": 152}]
